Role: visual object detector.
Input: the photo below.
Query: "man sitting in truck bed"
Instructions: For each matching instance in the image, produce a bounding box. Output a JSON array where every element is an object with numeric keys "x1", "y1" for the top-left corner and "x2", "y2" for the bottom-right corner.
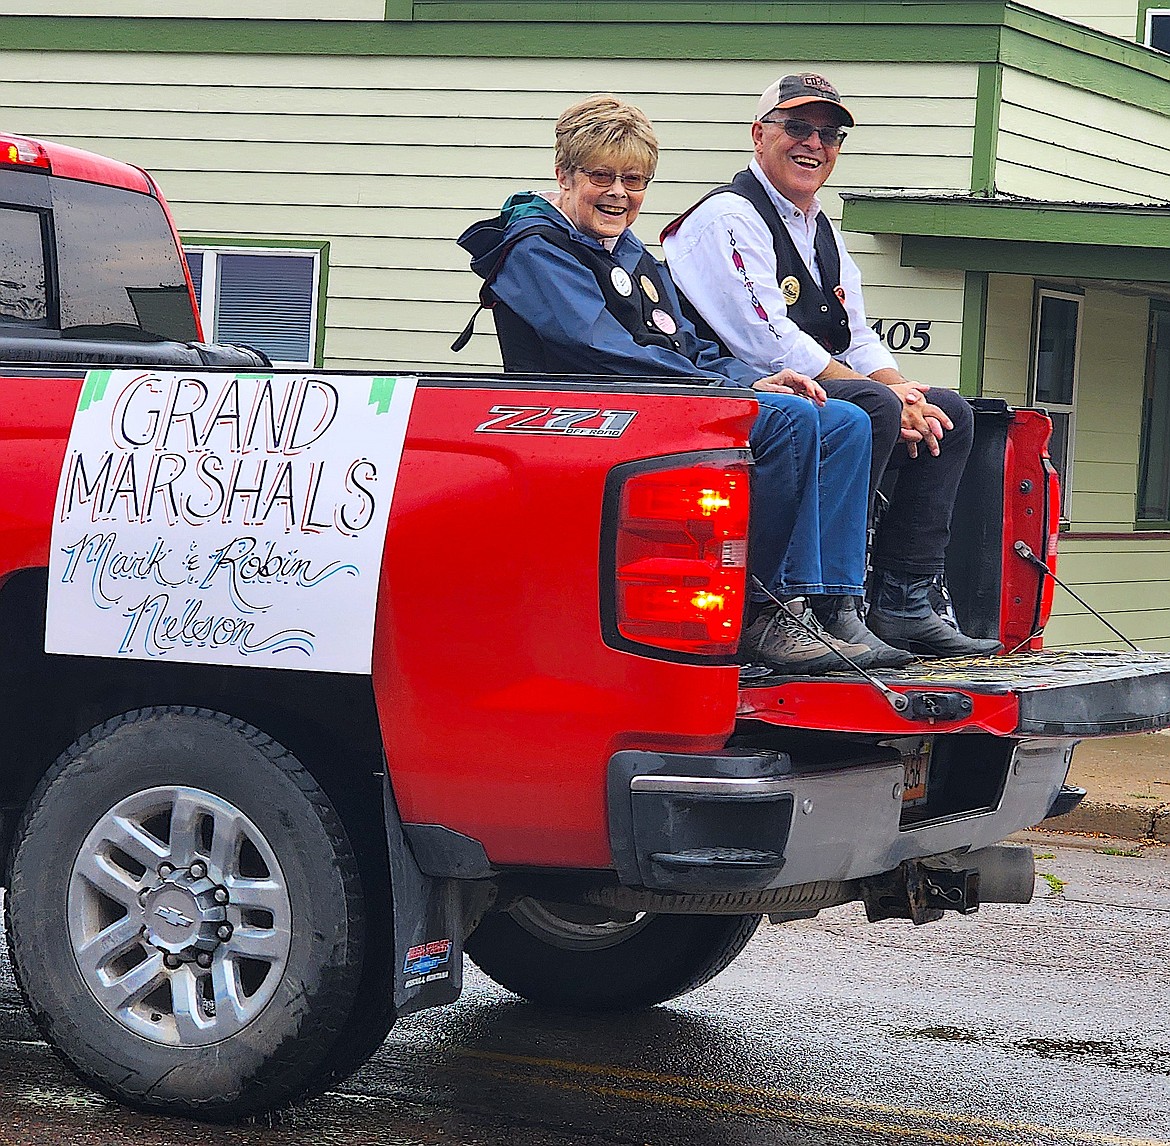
[{"x1": 458, "y1": 94, "x2": 917, "y2": 676}]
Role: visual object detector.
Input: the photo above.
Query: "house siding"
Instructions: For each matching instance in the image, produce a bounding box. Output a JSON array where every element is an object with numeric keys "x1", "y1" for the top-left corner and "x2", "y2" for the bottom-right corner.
[
  {"x1": 996, "y1": 68, "x2": 1170, "y2": 201},
  {"x1": 1048, "y1": 539, "x2": 1170, "y2": 649},
  {"x1": 1029, "y1": 0, "x2": 1139, "y2": 39},
  {"x1": 0, "y1": 52, "x2": 978, "y2": 376}
]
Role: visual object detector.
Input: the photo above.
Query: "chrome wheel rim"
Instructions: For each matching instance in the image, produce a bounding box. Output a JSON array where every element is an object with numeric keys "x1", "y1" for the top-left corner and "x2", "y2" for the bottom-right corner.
[
  {"x1": 67, "y1": 785, "x2": 292, "y2": 1047},
  {"x1": 508, "y1": 898, "x2": 652, "y2": 951}
]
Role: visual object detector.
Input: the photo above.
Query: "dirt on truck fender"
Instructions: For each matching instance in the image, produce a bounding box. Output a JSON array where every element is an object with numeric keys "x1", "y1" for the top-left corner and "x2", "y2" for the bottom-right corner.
[{"x1": 2, "y1": 130, "x2": 1170, "y2": 1121}]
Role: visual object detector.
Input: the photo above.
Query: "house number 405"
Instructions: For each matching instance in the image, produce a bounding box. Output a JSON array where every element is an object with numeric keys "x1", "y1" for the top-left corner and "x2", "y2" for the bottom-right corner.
[{"x1": 870, "y1": 319, "x2": 932, "y2": 352}]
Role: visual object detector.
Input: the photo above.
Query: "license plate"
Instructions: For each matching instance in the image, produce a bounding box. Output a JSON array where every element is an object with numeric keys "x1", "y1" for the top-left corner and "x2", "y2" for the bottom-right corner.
[{"x1": 902, "y1": 738, "x2": 932, "y2": 806}]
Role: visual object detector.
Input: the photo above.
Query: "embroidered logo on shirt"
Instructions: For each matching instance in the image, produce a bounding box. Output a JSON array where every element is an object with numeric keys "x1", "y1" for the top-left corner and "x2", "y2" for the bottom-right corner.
[
  {"x1": 780, "y1": 276, "x2": 801, "y2": 305},
  {"x1": 728, "y1": 230, "x2": 784, "y2": 343},
  {"x1": 639, "y1": 275, "x2": 659, "y2": 303}
]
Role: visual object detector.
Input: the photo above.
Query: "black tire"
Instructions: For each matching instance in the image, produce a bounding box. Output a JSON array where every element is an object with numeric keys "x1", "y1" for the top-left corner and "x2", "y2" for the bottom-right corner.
[
  {"x1": 466, "y1": 899, "x2": 760, "y2": 1011},
  {"x1": 3, "y1": 706, "x2": 383, "y2": 1120}
]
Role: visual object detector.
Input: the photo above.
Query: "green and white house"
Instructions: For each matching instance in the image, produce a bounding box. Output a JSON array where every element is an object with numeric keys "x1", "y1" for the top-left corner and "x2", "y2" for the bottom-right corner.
[{"x1": 2, "y1": 1, "x2": 1170, "y2": 647}]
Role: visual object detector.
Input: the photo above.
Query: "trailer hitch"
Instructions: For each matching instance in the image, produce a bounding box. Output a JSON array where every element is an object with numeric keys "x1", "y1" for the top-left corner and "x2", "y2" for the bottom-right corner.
[{"x1": 860, "y1": 859, "x2": 980, "y2": 925}]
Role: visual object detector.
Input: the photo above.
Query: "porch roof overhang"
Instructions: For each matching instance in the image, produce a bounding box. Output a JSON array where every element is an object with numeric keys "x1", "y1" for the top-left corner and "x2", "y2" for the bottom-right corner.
[{"x1": 841, "y1": 194, "x2": 1170, "y2": 282}]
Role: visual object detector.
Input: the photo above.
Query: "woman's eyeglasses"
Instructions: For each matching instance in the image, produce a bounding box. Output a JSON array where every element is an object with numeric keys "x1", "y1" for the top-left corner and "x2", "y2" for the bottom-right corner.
[
  {"x1": 577, "y1": 167, "x2": 652, "y2": 192},
  {"x1": 760, "y1": 116, "x2": 848, "y2": 149}
]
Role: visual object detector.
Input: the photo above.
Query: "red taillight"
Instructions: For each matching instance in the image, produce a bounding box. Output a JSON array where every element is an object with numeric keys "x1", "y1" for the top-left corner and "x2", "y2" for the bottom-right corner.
[
  {"x1": 0, "y1": 135, "x2": 51, "y2": 170},
  {"x1": 614, "y1": 462, "x2": 751, "y2": 656}
]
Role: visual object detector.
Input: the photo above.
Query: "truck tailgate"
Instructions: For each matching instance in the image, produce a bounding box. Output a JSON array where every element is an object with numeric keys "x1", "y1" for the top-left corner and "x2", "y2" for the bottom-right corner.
[{"x1": 738, "y1": 650, "x2": 1170, "y2": 737}]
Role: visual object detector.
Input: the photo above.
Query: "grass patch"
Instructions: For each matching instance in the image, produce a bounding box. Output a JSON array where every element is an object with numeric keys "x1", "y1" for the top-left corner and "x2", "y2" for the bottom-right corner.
[
  {"x1": 1039, "y1": 872, "x2": 1066, "y2": 895},
  {"x1": 1093, "y1": 846, "x2": 1142, "y2": 857},
  {"x1": 1034, "y1": 852, "x2": 1056, "y2": 860}
]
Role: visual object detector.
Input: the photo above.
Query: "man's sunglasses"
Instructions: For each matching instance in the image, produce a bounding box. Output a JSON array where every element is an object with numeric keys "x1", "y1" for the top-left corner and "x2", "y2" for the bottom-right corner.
[
  {"x1": 577, "y1": 167, "x2": 653, "y2": 192},
  {"x1": 760, "y1": 116, "x2": 848, "y2": 149}
]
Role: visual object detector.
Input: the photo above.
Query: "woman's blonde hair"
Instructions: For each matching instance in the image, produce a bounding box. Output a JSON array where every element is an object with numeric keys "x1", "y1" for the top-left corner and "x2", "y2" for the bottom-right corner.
[{"x1": 554, "y1": 94, "x2": 659, "y2": 177}]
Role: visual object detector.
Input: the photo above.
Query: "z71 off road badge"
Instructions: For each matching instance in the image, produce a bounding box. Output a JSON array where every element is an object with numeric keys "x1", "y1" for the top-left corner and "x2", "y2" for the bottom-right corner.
[{"x1": 476, "y1": 405, "x2": 637, "y2": 437}]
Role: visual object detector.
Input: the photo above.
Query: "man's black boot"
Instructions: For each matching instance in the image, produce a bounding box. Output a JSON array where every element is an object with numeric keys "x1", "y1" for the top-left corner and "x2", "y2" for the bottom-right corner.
[
  {"x1": 812, "y1": 595, "x2": 913, "y2": 669},
  {"x1": 866, "y1": 571, "x2": 1001, "y2": 658}
]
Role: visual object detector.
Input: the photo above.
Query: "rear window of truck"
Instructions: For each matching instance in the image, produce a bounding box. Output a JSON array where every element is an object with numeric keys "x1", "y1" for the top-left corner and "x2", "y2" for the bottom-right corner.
[
  {"x1": 52, "y1": 177, "x2": 198, "y2": 343},
  {"x1": 0, "y1": 205, "x2": 48, "y2": 326}
]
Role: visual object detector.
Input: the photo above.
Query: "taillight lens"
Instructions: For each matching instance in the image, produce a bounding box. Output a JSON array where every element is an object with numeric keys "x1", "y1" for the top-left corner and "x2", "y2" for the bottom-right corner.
[
  {"x1": 0, "y1": 135, "x2": 50, "y2": 170},
  {"x1": 614, "y1": 462, "x2": 750, "y2": 655}
]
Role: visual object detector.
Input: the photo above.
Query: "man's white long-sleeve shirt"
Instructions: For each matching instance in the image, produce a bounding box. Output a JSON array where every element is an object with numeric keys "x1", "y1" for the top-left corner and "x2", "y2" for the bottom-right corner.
[{"x1": 662, "y1": 159, "x2": 897, "y2": 380}]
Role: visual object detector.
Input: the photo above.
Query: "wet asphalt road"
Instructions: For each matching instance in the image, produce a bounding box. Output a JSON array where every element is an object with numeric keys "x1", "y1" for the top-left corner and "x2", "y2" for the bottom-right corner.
[{"x1": 2, "y1": 841, "x2": 1168, "y2": 1146}]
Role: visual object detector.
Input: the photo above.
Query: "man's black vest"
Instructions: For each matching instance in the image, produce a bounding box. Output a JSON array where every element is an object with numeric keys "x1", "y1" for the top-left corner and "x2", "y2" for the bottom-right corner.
[
  {"x1": 454, "y1": 217, "x2": 682, "y2": 373},
  {"x1": 661, "y1": 168, "x2": 851, "y2": 357}
]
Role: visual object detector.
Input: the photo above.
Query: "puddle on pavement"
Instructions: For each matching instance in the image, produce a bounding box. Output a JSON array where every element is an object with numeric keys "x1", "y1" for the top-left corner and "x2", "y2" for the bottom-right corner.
[
  {"x1": 893, "y1": 1025, "x2": 987, "y2": 1044},
  {"x1": 894, "y1": 1028, "x2": 1170, "y2": 1075},
  {"x1": 1014, "y1": 1037, "x2": 1170, "y2": 1074}
]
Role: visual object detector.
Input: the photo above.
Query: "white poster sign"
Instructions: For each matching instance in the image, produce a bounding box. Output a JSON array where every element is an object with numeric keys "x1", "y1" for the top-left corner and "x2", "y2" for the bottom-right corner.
[{"x1": 46, "y1": 369, "x2": 417, "y2": 674}]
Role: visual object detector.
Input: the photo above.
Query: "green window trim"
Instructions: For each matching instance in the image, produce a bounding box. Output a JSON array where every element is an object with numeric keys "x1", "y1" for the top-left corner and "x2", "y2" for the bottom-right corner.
[
  {"x1": 1064, "y1": 529, "x2": 1170, "y2": 539},
  {"x1": 181, "y1": 236, "x2": 330, "y2": 369}
]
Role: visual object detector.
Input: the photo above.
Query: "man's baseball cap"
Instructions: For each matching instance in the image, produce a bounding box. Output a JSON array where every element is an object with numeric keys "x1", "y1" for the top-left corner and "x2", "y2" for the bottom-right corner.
[{"x1": 755, "y1": 73, "x2": 855, "y2": 127}]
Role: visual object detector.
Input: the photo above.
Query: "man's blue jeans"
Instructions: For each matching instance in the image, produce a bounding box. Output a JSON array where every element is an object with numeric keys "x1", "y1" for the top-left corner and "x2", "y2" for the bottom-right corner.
[{"x1": 748, "y1": 393, "x2": 871, "y2": 600}]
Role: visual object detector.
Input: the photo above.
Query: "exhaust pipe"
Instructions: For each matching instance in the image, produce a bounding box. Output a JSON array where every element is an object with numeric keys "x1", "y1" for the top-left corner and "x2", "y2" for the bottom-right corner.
[{"x1": 964, "y1": 844, "x2": 1035, "y2": 905}]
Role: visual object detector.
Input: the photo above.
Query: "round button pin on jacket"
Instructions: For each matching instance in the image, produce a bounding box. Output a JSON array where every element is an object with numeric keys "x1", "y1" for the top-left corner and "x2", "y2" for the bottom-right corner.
[
  {"x1": 610, "y1": 266, "x2": 633, "y2": 296},
  {"x1": 651, "y1": 308, "x2": 677, "y2": 335}
]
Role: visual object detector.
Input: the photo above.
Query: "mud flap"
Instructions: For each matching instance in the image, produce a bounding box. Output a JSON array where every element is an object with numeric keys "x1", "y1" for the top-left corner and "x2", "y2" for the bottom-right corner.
[{"x1": 381, "y1": 773, "x2": 485, "y2": 1017}]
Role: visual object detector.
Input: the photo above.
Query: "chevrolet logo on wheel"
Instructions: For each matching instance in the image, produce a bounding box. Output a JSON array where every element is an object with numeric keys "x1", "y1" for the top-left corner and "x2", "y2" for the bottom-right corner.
[{"x1": 154, "y1": 905, "x2": 195, "y2": 929}]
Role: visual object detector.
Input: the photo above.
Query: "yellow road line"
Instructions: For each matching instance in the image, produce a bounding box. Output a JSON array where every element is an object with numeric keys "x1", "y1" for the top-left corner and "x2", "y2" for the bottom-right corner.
[{"x1": 446, "y1": 1049, "x2": 1169, "y2": 1146}]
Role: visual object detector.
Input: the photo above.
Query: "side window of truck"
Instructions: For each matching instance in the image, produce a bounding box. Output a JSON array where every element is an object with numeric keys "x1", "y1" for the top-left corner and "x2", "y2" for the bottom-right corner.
[
  {"x1": 51, "y1": 176, "x2": 198, "y2": 343},
  {"x1": 0, "y1": 205, "x2": 49, "y2": 327}
]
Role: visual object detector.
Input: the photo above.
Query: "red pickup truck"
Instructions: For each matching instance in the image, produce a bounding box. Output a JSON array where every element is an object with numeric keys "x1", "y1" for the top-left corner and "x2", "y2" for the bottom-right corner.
[{"x1": 2, "y1": 131, "x2": 1168, "y2": 1121}]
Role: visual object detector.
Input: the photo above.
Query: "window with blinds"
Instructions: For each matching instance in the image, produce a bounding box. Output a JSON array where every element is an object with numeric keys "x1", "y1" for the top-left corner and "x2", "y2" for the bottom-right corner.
[{"x1": 184, "y1": 246, "x2": 320, "y2": 366}]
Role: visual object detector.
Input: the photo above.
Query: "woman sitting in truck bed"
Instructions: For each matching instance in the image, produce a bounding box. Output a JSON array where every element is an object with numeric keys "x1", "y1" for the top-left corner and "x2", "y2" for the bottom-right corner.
[{"x1": 457, "y1": 93, "x2": 911, "y2": 676}]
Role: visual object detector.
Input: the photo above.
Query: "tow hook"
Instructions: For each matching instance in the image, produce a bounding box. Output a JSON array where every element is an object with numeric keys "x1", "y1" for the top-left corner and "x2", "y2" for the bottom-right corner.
[{"x1": 860, "y1": 859, "x2": 980, "y2": 925}]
